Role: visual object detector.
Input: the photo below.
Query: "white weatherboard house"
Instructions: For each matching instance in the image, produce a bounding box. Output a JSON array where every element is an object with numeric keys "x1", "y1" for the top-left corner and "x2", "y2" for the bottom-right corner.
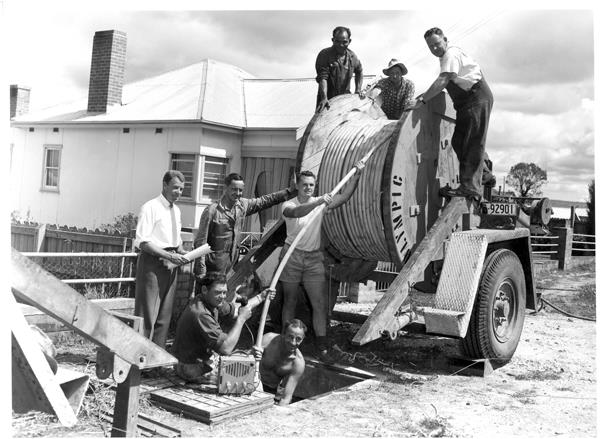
[{"x1": 9, "y1": 30, "x2": 323, "y2": 233}]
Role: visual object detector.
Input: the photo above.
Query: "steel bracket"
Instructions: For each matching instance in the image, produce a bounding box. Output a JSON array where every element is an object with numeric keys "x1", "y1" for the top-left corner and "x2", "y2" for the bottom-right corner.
[{"x1": 96, "y1": 348, "x2": 132, "y2": 384}]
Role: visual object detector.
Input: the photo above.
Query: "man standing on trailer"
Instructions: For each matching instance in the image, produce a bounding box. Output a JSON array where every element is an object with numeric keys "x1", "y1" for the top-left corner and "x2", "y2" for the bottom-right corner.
[
  {"x1": 411, "y1": 27, "x2": 495, "y2": 200},
  {"x1": 134, "y1": 170, "x2": 189, "y2": 349},
  {"x1": 315, "y1": 26, "x2": 364, "y2": 112},
  {"x1": 193, "y1": 173, "x2": 297, "y2": 282}
]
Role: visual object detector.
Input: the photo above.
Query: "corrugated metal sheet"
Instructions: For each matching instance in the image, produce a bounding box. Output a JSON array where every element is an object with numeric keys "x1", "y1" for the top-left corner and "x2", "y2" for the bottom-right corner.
[
  {"x1": 14, "y1": 60, "x2": 254, "y2": 126},
  {"x1": 552, "y1": 207, "x2": 588, "y2": 220},
  {"x1": 244, "y1": 79, "x2": 316, "y2": 128},
  {"x1": 13, "y1": 59, "x2": 378, "y2": 130}
]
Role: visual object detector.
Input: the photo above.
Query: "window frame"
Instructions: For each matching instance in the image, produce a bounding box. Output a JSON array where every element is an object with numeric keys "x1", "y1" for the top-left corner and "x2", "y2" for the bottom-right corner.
[
  {"x1": 41, "y1": 144, "x2": 62, "y2": 192},
  {"x1": 169, "y1": 152, "x2": 198, "y2": 200},
  {"x1": 168, "y1": 152, "x2": 229, "y2": 204}
]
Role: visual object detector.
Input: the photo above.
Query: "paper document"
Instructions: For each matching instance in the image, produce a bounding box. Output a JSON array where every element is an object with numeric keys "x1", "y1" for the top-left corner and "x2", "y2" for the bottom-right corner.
[{"x1": 162, "y1": 244, "x2": 212, "y2": 270}]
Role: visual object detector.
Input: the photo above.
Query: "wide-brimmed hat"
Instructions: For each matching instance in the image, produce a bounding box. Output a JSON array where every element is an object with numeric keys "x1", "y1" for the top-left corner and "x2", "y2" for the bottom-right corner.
[{"x1": 383, "y1": 59, "x2": 408, "y2": 76}]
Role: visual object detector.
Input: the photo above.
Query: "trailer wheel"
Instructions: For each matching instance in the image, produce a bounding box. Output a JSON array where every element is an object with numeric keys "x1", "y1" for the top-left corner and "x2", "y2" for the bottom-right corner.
[{"x1": 462, "y1": 249, "x2": 526, "y2": 364}]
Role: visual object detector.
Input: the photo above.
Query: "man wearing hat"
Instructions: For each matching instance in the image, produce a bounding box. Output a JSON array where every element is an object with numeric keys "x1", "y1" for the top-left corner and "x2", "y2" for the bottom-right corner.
[{"x1": 364, "y1": 59, "x2": 415, "y2": 120}]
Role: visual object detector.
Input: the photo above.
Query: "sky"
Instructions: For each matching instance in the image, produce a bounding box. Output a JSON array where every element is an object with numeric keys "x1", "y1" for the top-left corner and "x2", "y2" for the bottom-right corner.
[{"x1": 2, "y1": 1, "x2": 597, "y2": 202}]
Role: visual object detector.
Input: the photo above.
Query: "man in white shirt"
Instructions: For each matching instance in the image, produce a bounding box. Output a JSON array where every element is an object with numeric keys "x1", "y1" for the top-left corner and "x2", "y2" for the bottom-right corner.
[
  {"x1": 411, "y1": 27, "x2": 494, "y2": 201},
  {"x1": 134, "y1": 170, "x2": 189, "y2": 349},
  {"x1": 279, "y1": 163, "x2": 363, "y2": 363}
]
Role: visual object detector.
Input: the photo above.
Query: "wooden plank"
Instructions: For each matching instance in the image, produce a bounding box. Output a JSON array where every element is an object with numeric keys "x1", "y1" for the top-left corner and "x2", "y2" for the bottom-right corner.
[
  {"x1": 150, "y1": 387, "x2": 273, "y2": 425},
  {"x1": 10, "y1": 293, "x2": 78, "y2": 426},
  {"x1": 45, "y1": 229, "x2": 127, "y2": 247},
  {"x1": 352, "y1": 197, "x2": 468, "y2": 345},
  {"x1": 11, "y1": 249, "x2": 176, "y2": 368}
]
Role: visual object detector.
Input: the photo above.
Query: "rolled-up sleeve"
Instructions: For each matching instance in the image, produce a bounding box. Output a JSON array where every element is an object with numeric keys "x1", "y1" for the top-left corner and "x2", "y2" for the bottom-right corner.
[
  {"x1": 244, "y1": 189, "x2": 292, "y2": 216},
  {"x1": 196, "y1": 312, "x2": 226, "y2": 351},
  {"x1": 315, "y1": 49, "x2": 330, "y2": 82},
  {"x1": 134, "y1": 203, "x2": 153, "y2": 250}
]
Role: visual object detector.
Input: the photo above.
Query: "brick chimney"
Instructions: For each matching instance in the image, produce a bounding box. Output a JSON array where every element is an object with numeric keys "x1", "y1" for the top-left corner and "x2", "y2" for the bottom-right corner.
[
  {"x1": 87, "y1": 30, "x2": 127, "y2": 113},
  {"x1": 10, "y1": 85, "x2": 31, "y2": 118}
]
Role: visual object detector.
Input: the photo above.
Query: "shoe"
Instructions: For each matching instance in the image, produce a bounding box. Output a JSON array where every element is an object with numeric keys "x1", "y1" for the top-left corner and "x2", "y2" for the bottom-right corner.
[
  {"x1": 315, "y1": 347, "x2": 336, "y2": 365},
  {"x1": 439, "y1": 185, "x2": 481, "y2": 201},
  {"x1": 482, "y1": 173, "x2": 497, "y2": 188}
]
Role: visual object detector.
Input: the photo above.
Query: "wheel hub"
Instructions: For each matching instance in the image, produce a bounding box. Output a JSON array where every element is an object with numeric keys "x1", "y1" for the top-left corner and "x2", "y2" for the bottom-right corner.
[{"x1": 493, "y1": 281, "x2": 516, "y2": 342}]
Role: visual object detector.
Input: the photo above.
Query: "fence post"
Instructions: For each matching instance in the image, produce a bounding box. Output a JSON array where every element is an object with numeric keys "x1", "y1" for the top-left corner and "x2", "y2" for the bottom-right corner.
[
  {"x1": 34, "y1": 223, "x2": 46, "y2": 252},
  {"x1": 555, "y1": 227, "x2": 573, "y2": 270}
]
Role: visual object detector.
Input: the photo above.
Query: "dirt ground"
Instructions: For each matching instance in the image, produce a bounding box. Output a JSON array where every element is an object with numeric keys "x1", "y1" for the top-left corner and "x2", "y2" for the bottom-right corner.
[{"x1": 11, "y1": 262, "x2": 597, "y2": 438}]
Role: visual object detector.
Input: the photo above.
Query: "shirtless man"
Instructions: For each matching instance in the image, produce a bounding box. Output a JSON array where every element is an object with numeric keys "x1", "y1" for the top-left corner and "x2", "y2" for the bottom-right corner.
[{"x1": 254, "y1": 319, "x2": 307, "y2": 405}]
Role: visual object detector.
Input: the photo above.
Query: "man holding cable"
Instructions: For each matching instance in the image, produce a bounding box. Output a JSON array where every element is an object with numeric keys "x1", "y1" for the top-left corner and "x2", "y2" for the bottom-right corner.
[{"x1": 279, "y1": 162, "x2": 364, "y2": 363}]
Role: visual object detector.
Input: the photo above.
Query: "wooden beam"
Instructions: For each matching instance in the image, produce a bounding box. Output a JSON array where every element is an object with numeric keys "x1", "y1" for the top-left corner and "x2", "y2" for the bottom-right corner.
[
  {"x1": 111, "y1": 367, "x2": 141, "y2": 437},
  {"x1": 352, "y1": 197, "x2": 468, "y2": 345},
  {"x1": 10, "y1": 293, "x2": 78, "y2": 427},
  {"x1": 11, "y1": 248, "x2": 177, "y2": 368}
]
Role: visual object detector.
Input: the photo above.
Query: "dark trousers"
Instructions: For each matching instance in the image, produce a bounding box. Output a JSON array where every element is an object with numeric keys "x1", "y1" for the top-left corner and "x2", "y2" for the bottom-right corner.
[
  {"x1": 447, "y1": 78, "x2": 494, "y2": 195},
  {"x1": 134, "y1": 251, "x2": 178, "y2": 348}
]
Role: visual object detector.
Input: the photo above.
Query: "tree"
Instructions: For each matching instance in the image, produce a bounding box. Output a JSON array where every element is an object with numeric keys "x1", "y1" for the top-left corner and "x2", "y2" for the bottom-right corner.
[
  {"x1": 506, "y1": 162, "x2": 547, "y2": 197},
  {"x1": 100, "y1": 212, "x2": 138, "y2": 235},
  {"x1": 586, "y1": 179, "x2": 595, "y2": 234}
]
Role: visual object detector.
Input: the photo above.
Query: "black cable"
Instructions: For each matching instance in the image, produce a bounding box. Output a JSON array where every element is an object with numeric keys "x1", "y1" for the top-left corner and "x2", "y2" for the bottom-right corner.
[{"x1": 540, "y1": 297, "x2": 596, "y2": 322}]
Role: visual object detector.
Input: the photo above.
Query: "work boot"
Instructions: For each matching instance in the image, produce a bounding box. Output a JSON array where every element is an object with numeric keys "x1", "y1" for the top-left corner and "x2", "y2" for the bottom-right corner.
[
  {"x1": 482, "y1": 173, "x2": 497, "y2": 188},
  {"x1": 439, "y1": 185, "x2": 481, "y2": 202},
  {"x1": 315, "y1": 336, "x2": 335, "y2": 365}
]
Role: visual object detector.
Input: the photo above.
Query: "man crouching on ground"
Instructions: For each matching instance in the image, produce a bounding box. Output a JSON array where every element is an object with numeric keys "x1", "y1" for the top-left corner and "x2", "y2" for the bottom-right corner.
[
  {"x1": 254, "y1": 319, "x2": 307, "y2": 405},
  {"x1": 172, "y1": 274, "x2": 272, "y2": 384}
]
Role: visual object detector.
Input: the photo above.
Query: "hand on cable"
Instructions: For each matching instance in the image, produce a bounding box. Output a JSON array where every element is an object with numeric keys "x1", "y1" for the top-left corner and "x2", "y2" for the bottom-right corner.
[
  {"x1": 321, "y1": 193, "x2": 333, "y2": 205},
  {"x1": 260, "y1": 288, "x2": 277, "y2": 302},
  {"x1": 252, "y1": 345, "x2": 263, "y2": 361},
  {"x1": 354, "y1": 160, "x2": 366, "y2": 175},
  {"x1": 237, "y1": 304, "x2": 252, "y2": 322}
]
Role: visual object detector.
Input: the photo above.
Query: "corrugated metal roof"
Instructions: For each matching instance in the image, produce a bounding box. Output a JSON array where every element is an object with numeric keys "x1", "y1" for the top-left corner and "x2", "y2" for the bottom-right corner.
[
  {"x1": 12, "y1": 60, "x2": 376, "y2": 130},
  {"x1": 13, "y1": 59, "x2": 254, "y2": 127},
  {"x1": 244, "y1": 79, "x2": 316, "y2": 128},
  {"x1": 552, "y1": 207, "x2": 588, "y2": 220}
]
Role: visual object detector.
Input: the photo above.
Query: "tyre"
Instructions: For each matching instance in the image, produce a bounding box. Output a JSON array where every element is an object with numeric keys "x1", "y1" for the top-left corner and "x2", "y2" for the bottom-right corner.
[{"x1": 462, "y1": 249, "x2": 526, "y2": 364}]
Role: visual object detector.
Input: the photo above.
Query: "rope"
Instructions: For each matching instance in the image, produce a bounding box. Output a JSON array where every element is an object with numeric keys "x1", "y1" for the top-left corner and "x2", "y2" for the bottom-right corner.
[
  {"x1": 320, "y1": 118, "x2": 397, "y2": 261},
  {"x1": 539, "y1": 297, "x2": 596, "y2": 322}
]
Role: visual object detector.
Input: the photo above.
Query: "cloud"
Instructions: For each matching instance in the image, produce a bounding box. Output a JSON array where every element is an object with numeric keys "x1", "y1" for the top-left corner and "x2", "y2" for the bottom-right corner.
[
  {"x1": 479, "y1": 10, "x2": 594, "y2": 86},
  {"x1": 493, "y1": 80, "x2": 594, "y2": 115}
]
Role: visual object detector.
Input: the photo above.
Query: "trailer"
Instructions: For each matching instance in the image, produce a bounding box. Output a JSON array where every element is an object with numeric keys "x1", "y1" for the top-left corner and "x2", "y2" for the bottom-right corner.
[{"x1": 229, "y1": 92, "x2": 543, "y2": 365}]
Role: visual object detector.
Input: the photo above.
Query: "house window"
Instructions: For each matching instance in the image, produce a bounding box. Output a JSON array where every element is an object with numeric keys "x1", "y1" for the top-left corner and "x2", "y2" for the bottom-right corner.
[
  {"x1": 170, "y1": 153, "x2": 196, "y2": 198},
  {"x1": 201, "y1": 156, "x2": 228, "y2": 201},
  {"x1": 169, "y1": 153, "x2": 228, "y2": 202},
  {"x1": 42, "y1": 145, "x2": 62, "y2": 191}
]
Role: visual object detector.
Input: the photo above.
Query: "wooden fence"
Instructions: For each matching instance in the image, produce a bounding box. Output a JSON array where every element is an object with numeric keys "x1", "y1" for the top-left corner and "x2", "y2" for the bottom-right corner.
[{"x1": 11, "y1": 221, "x2": 132, "y2": 253}]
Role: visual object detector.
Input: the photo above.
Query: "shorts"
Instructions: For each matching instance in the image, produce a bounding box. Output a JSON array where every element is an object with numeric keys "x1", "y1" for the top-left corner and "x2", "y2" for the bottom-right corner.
[{"x1": 278, "y1": 244, "x2": 326, "y2": 283}]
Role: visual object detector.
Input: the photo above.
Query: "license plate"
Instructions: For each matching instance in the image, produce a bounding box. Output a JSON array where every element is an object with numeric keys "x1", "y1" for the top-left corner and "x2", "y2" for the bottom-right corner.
[{"x1": 483, "y1": 202, "x2": 517, "y2": 216}]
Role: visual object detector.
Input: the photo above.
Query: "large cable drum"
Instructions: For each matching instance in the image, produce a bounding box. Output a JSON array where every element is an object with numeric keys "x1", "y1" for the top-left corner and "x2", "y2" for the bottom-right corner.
[{"x1": 296, "y1": 93, "x2": 460, "y2": 272}]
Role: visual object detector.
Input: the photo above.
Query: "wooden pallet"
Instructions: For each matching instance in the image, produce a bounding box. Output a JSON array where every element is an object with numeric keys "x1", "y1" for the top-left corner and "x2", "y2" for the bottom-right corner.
[{"x1": 150, "y1": 387, "x2": 274, "y2": 425}]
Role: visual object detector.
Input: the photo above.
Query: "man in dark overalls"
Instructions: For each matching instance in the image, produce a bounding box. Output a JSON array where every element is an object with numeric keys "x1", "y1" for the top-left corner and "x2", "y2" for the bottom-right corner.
[
  {"x1": 412, "y1": 27, "x2": 495, "y2": 200},
  {"x1": 314, "y1": 26, "x2": 363, "y2": 113}
]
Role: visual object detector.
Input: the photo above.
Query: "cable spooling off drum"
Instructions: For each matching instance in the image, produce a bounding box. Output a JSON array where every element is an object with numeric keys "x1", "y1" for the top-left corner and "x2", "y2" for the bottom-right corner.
[{"x1": 296, "y1": 93, "x2": 460, "y2": 279}]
